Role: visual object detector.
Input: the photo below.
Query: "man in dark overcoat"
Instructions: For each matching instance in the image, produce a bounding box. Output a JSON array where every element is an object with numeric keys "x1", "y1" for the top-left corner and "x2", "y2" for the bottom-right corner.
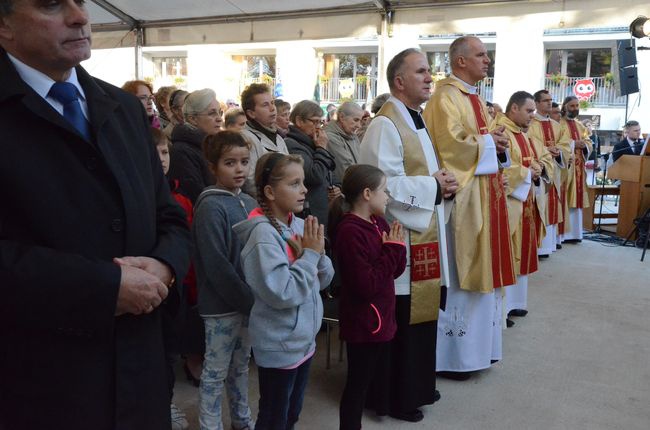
[{"x1": 0, "y1": 1, "x2": 190, "y2": 429}]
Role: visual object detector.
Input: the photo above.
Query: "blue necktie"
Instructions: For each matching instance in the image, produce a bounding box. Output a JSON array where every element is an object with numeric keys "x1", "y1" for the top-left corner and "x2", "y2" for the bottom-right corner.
[{"x1": 48, "y1": 82, "x2": 91, "y2": 141}]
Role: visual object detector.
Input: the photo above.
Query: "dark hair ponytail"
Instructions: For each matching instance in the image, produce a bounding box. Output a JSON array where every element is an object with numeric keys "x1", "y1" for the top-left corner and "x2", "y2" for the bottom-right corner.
[{"x1": 328, "y1": 164, "x2": 386, "y2": 239}]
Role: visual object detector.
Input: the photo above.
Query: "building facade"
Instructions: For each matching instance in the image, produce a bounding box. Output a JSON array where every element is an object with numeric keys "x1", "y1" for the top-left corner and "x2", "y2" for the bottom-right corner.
[{"x1": 85, "y1": 0, "x2": 650, "y2": 138}]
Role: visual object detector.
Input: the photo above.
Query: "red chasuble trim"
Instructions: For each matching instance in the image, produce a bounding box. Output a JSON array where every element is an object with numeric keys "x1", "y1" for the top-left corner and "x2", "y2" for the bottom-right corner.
[
  {"x1": 513, "y1": 133, "x2": 540, "y2": 276},
  {"x1": 540, "y1": 120, "x2": 555, "y2": 147},
  {"x1": 465, "y1": 93, "x2": 515, "y2": 288},
  {"x1": 566, "y1": 119, "x2": 585, "y2": 209},
  {"x1": 547, "y1": 184, "x2": 560, "y2": 225},
  {"x1": 540, "y1": 120, "x2": 560, "y2": 224},
  {"x1": 467, "y1": 93, "x2": 490, "y2": 135},
  {"x1": 558, "y1": 184, "x2": 568, "y2": 234}
]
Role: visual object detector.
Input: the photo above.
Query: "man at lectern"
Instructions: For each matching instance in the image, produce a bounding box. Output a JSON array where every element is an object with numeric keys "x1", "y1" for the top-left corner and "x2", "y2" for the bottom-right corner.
[{"x1": 613, "y1": 120, "x2": 644, "y2": 162}]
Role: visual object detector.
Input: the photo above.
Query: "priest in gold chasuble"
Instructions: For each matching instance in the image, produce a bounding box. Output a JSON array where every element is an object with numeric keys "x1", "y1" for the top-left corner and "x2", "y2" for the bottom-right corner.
[
  {"x1": 497, "y1": 92, "x2": 544, "y2": 317},
  {"x1": 529, "y1": 89, "x2": 572, "y2": 256},
  {"x1": 559, "y1": 96, "x2": 593, "y2": 243},
  {"x1": 423, "y1": 36, "x2": 515, "y2": 377},
  {"x1": 360, "y1": 49, "x2": 457, "y2": 421}
]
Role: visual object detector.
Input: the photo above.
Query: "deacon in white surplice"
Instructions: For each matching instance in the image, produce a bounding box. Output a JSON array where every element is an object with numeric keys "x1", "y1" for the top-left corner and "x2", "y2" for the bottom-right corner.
[{"x1": 360, "y1": 48, "x2": 458, "y2": 423}]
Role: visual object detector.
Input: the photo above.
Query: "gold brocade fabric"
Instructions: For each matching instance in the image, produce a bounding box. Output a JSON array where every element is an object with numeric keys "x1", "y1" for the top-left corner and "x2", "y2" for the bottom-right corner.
[
  {"x1": 497, "y1": 115, "x2": 541, "y2": 275},
  {"x1": 554, "y1": 121, "x2": 573, "y2": 229},
  {"x1": 560, "y1": 118, "x2": 592, "y2": 209},
  {"x1": 498, "y1": 115, "x2": 529, "y2": 234},
  {"x1": 377, "y1": 101, "x2": 442, "y2": 324},
  {"x1": 528, "y1": 117, "x2": 568, "y2": 227},
  {"x1": 423, "y1": 78, "x2": 515, "y2": 293}
]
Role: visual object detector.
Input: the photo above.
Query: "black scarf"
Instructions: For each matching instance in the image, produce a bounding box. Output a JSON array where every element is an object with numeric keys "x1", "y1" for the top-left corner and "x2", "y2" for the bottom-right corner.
[{"x1": 247, "y1": 118, "x2": 278, "y2": 143}]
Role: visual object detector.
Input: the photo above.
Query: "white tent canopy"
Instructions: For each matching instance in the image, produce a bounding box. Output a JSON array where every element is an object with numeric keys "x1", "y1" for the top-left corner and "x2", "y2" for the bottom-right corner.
[
  {"x1": 89, "y1": 0, "x2": 527, "y2": 47},
  {"x1": 90, "y1": 0, "x2": 381, "y2": 27}
]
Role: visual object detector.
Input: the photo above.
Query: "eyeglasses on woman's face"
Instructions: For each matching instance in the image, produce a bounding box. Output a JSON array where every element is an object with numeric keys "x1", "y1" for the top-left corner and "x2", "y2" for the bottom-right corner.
[
  {"x1": 197, "y1": 109, "x2": 223, "y2": 118},
  {"x1": 305, "y1": 117, "x2": 324, "y2": 128}
]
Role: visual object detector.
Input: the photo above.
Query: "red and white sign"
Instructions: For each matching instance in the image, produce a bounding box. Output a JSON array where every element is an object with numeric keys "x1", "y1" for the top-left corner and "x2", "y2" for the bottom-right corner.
[{"x1": 573, "y1": 78, "x2": 596, "y2": 100}]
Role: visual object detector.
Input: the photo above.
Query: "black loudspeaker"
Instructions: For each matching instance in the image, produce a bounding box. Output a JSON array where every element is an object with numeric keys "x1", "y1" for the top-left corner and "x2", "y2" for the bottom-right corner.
[
  {"x1": 617, "y1": 39, "x2": 637, "y2": 68},
  {"x1": 619, "y1": 65, "x2": 639, "y2": 96}
]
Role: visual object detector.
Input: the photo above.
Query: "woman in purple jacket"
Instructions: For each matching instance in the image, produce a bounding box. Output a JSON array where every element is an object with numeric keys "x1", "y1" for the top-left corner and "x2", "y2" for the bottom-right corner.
[{"x1": 329, "y1": 164, "x2": 407, "y2": 430}]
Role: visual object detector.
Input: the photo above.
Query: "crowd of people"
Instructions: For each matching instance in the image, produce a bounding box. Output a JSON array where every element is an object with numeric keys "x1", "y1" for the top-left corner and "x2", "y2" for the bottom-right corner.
[
  {"x1": 0, "y1": 2, "x2": 603, "y2": 430},
  {"x1": 122, "y1": 37, "x2": 598, "y2": 430}
]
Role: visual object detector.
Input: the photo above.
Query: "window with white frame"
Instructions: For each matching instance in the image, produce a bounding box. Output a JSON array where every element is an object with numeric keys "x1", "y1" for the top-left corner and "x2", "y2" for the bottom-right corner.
[
  {"x1": 146, "y1": 54, "x2": 188, "y2": 88},
  {"x1": 233, "y1": 55, "x2": 276, "y2": 79},
  {"x1": 322, "y1": 53, "x2": 377, "y2": 80},
  {"x1": 545, "y1": 48, "x2": 612, "y2": 77},
  {"x1": 426, "y1": 50, "x2": 496, "y2": 78}
]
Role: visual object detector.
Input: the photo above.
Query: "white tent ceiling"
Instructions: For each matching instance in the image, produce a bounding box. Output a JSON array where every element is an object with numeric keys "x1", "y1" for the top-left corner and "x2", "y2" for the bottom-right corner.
[
  {"x1": 89, "y1": 0, "x2": 375, "y2": 26},
  {"x1": 87, "y1": 0, "x2": 530, "y2": 48},
  {"x1": 89, "y1": 0, "x2": 527, "y2": 30}
]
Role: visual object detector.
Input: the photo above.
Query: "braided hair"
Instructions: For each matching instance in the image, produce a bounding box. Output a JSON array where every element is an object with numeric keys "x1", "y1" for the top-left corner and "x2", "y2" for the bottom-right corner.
[{"x1": 255, "y1": 152, "x2": 305, "y2": 257}]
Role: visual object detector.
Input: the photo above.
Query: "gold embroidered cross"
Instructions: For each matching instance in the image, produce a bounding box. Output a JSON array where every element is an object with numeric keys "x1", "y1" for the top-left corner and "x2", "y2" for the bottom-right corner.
[{"x1": 412, "y1": 245, "x2": 440, "y2": 280}]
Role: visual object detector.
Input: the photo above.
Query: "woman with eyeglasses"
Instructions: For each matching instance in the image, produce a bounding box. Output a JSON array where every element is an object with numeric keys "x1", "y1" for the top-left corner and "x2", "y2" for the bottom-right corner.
[
  {"x1": 168, "y1": 88, "x2": 221, "y2": 204},
  {"x1": 122, "y1": 80, "x2": 161, "y2": 129},
  {"x1": 285, "y1": 100, "x2": 341, "y2": 230}
]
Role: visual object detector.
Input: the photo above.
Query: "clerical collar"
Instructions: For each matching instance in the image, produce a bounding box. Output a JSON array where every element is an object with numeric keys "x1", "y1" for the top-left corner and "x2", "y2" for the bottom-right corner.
[
  {"x1": 535, "y1": 112, "x2": 550, "y2": 121},
  {"x1": 450, "y1": 74, "x2": 477, "y2": 94},
  {"x1": 386, "y1": 96, "x2": 421, "y2": 132},
  {"x1": 406, "y1": 106, "x2": 426, "y2": 130}
]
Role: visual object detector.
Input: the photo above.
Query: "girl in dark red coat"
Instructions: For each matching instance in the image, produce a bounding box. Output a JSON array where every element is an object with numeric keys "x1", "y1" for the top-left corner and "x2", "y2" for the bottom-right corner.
[{"x1": 329, "y1": 164, "x2": 407, "y2": 430}]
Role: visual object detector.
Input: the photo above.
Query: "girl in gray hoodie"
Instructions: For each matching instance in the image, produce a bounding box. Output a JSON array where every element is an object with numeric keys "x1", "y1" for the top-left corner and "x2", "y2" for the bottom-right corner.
[{"x1": 234, "y1": 153, "x2": 334, "y2": 430}]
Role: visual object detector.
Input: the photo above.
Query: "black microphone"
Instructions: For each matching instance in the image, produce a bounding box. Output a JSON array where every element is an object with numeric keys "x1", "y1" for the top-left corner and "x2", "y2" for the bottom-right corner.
[{"x1": 601, "y1": 143, "x2": 644, "y2": 158}]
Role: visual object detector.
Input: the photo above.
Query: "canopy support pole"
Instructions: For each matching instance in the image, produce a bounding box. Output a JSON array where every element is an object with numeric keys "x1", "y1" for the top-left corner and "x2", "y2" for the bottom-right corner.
[{"x1": 134, "y1": 27, "x2": 144, "y2": 80}]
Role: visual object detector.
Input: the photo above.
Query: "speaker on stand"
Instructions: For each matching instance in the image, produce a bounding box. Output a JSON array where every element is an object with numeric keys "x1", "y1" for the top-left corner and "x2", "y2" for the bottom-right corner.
[{"x1": 615, "y1": 39, "x2": 640, "y2": 121}]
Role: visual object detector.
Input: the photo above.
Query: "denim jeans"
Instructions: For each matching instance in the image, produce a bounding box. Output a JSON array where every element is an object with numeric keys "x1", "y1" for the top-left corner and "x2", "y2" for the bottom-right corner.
[
  {"x1": 199, "y1": 314, "x2": 253, "y2": 430},
  {"x1": 255, "y1": 357, "x2": 313, "y2": 430}
]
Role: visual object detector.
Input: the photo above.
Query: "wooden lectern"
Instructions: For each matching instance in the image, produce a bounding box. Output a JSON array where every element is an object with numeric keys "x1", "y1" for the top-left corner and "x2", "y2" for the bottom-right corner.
[{"x1": 607, "y1": 155, "x2": 650, "y2": 238}]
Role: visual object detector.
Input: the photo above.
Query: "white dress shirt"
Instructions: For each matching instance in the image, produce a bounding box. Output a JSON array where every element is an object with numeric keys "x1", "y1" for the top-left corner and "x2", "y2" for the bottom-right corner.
[
  {"x1": 7, "y1": 53, "x2": 89, "y2": 121},
  {"x1": 628, "y1": 137, "x2": 640, "y2": 154}
]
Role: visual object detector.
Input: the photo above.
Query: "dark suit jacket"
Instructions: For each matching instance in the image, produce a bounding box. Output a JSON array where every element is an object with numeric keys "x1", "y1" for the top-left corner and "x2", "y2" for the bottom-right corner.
[
  {"x1": 613, "y1": 138, "x2": 644, "y2": 162},
  {"x1": 0, "y1": 50, "x2": 190, "y2": 430}
]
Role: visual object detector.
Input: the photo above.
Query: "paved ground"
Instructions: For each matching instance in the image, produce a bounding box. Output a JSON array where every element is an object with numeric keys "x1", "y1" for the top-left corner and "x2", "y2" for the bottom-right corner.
[{"x1": 174, "y1": 238, "x2": 650, "y2": 430}]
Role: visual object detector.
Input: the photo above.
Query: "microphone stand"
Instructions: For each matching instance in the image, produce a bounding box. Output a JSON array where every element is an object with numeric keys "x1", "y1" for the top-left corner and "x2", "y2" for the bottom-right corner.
[
  {"x1": 594, "y1": 151, "x2": 609, "y2": 233},
  {"x1": 591, "y1": 134, "x2": 600, "y2": 186}
]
